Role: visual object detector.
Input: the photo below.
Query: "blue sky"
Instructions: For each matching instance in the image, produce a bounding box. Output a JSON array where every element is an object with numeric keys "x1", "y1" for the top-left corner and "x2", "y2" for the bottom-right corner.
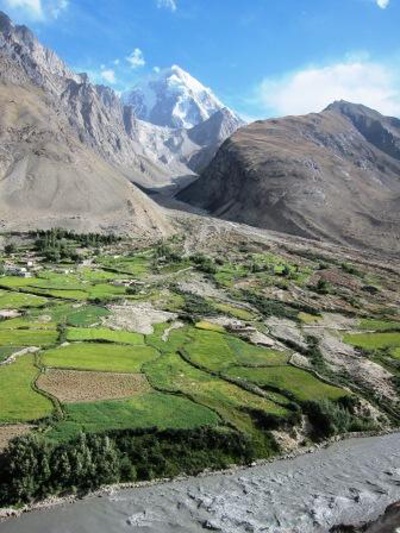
[{"x1": 1, "y1": 0, "x2": 399, "y2": 119}]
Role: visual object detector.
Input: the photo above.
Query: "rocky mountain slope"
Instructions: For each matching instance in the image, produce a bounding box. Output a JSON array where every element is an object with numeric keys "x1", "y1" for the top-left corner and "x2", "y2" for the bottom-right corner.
[
  {"x1": 0, "y1": 81, "x2": 170, "y2": 235},
  {"x1": 0, "y1": 12, "x2": 170, "y2": 234},
  {"x1": 179, "y1": 101, "x2": 400, "y2": 255},
  {"x1": 0, "y1": 11, "x2": 242, "y2": 191}
]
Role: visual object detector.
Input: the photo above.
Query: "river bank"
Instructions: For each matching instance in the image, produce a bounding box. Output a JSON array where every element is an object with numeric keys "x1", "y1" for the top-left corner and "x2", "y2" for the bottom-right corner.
[
  {"x1": 0, "y1": 428, "x2": 397, "y2": 523},
  {"x1": 0, "y1": 432, "x2": 399, "y2": 532}
]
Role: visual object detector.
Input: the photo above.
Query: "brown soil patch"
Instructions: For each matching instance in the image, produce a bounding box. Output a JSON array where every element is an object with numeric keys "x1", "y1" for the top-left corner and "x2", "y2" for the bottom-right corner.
[
  {"x1": 0, "y1": 425, "x2": 34, "y2": 451},
  {"x1": 37, "y1": 369, "x2": 151, "y2": 403}
]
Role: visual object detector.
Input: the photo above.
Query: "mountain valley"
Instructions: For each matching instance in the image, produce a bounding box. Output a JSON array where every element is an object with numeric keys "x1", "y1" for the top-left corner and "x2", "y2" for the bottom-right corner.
[{"x1": 0, "y1": 7, "x2": 399, "y2": 532}]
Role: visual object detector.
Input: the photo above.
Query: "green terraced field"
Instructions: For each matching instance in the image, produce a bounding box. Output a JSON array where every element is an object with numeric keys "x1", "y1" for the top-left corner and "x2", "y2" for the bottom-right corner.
[
  {"x1": 359, "y1": 319, "x2": 400, "y2": 332},
  {"x1": 30, "y1": 303, "x2": 110, "y2": 327},
  {"x1": 0, "y1": 329, "x2": 58, "y2": 347},
  {"x1": 86, "y1": 283, "x2": 126, "y2": 300},
  {"x1": 0, "y1": 317, "x2": 57, "y2": 330},
  {"x1": 42, "y1": 343, "x2": 158, "y2": 373},
  {"x1": 0, "y1": 290, "x2": 47, "y2": 309},
  {"x1": 224, "y1": 366, "x2": 348, "y2": 403},
  {"x1": 144, "y1": 352, "x2": 287, "y2": 433},
  {"x1": 66, "y1": 327, "x2": 144, "y2": 345},
  {"x1": 24, "y1": 288, "x2": 89, "y2": 300},
  {"x1": 183, "y1": 329, "x2": 289, "y2": 371},
  {"x1": 96, "y1": 255, "x2": 151, "y2": 276},
  {"x1": 0, "y1": 276, "x2": 37, "y2": 289},
  {"x1": 0, "y1": 355, "x2": 54, "y2": 423},
  {"x1": 46, "y1": 392, "x2": 220, "y2": 442},
  {"x1": 344, "y1": 332, "x2": 400, "y2": 350}
]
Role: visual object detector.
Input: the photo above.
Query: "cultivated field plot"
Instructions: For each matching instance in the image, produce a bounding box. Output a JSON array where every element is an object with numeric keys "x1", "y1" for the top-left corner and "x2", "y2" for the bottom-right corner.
[
  {"x1": 37, "y1": 369, "x2": 151, "y2": 402},
  {"x1": 31, "y1": 303, "x2": 110, "y2": 327},
  {"x1": 0, "y1": 355, "x2": 53, "y2": 423},
  {"x1": 0, "y1": 329, "x2": 58, "y2": 347},
  {"x1": 0, "y1": 290, "x2": 47, "y2": 309},
  {"x1": 0, "y1": 317, "x2": 57, "y2": 330},
  {"x1": 144, "y1": 351, "x2": 288, "y2": 435},
  {"x1": 48, "y1": 392, "x2": 220, "y2": 442},
  {"x1": 359, "y1": 319, "x2": 400, "y2": 332},
  {"x1": 181, "y1": 329, "x2": 289, "y2": 372},
  {"x1": 344, "y1": 332, "x2": 400, "y2": 350},
  {"x1": 96, "y1": 254, "x2": 152, "y2": 276},
  {"x1": 224, "y1": 366, "x2": 348, "y2": 403},
  {"x1": 65, "y1": 327, "x2": 144, "y2": 345},
  {"x1": 23, "y1": 288, "x2": 89, "y2": 300},
  {"x1": 42, "y1": 342, "x2": 158, "y2": 373},
  {"x1": 0, "y1": 276, "x2": 37, "y2": 289}
]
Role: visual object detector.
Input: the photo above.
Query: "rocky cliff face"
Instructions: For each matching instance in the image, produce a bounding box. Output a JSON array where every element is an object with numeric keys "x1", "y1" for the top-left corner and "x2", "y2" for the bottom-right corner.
[{"x1": 179, "y1": 102, "x2": 400, "y2": 255}]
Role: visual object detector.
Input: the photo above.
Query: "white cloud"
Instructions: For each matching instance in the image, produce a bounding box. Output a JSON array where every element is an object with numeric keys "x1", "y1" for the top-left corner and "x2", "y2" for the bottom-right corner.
[
  {"x1": 376, "y1": 0, "x2": 390, "y2": 8},
  {"x1": 101, "y1": 69, "x2": 116, "y2": 85},
  {"x1": 48, "y1": 0, "x2": 67, "y2": 18},
  {"x1": 3, "y1": 0, "x2": 68, "y2": 20},
  {"x1": 113, "y1": 59, "x2": 120, "y2": 66},
  {"x1": 153, "y1": 66, "x2": 160, "y2": 73},
  {"x1": 126, "y1": 48, "x2": 146, "y2": 69},
  {"x1": 255, "y1": 58, "x2": 400, "y2": 118},
  {"x1": 4, "y1": 0, "x2": 43, "y2": 17},
  {"x1": 156, "y1": 0, "x2": 177, "y2": 12}
]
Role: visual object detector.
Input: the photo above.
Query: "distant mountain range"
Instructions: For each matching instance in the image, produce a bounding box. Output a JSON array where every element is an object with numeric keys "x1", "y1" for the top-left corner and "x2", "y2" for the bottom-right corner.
[
  {"x1": 0, "y1": 10, "x2": 399, "y2": 255},
  {"x1": 0, "y1": 10, "x2": 242, "y2": 232},
  {"x1": 179, "y1": 100, "x2": 400, "y2": 255}
]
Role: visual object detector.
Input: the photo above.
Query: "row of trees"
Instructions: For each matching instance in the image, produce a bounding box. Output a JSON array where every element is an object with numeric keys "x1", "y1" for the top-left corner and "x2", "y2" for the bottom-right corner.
[
  {"x1": 32, "y1": 229, "x2": 121, "y2": 262},
  {"x1": 0, "y1": 427, "x2": 254, "y2": 506}
]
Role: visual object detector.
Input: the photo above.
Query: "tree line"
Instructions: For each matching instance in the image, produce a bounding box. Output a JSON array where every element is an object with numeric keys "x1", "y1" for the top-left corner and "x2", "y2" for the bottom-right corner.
[{"x1": 0, "y1": 426, "x2": 254, "y2": 506}]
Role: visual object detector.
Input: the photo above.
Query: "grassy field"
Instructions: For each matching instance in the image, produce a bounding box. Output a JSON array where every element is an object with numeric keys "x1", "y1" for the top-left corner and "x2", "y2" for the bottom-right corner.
[
  {"x1": 96, "y1": 255, "x2": 151, "y2": 277},
  {"x1": 0, "y1": 290, "x2": 47, "y2": 309},
  {"x1": 30, "y1": 303, "x2": 110, "y2": 327},
  {"x1": 42, "y1": 343, "x2": 158, "y2": 373},
  {"x1": 24, "y1": 288, "x2": 89, "y2": 300},
  {"x1": 226, "y1": 336, "x2": 289, "y2": 366},
  {"x1": 224, "y1": 366, "x2": 348, "y2": 403},
  {"x1": 66, "y1": 327, "x2": 144, "y2": 345},
  {"x1": 144, "y1": 352, "x2": 287, "y2": 429},
  {"x1": 47, "y1": 392, "x2": 220, "y2": 442},
  {"x1": 0, "y1": 355, "x2": 54, "y2": 423},
  {"x1": 0, "y1": 329, "x2": 58, "y2": 347},
  {"x1": 0, "y1": 277, "x2": 37, "y2": 289},
  {"x1": 0, "y1": 317, "x2": 57, "y2": 330},
  {"x1": 86, "y1": 283, "x2": 126, "y2": 301},
  {"x1": 344, "y1": 332, "x2": 400, "y2": 350},
  {"x1": 183, "y1": 329, "x2": 289, "y2": 371},
  {"x1": 359, "y1": 319, "x2": 400, "y2": 332}
]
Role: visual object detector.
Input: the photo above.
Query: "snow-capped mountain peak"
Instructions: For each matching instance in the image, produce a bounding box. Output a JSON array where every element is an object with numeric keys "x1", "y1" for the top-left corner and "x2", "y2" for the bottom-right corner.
[{"x1": 123, "y1": 65, "x2": 231, "y2": 129}]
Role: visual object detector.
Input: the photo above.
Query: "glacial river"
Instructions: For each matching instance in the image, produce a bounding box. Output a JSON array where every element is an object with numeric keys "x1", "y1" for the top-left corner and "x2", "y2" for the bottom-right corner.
[{"x1": 1, "y1": 433, "x2": 400, "y2": 533}]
